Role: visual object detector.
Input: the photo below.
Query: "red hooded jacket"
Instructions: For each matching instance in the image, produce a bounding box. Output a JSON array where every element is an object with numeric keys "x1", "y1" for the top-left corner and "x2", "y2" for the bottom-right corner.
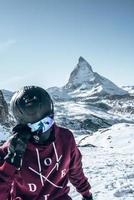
[{"x1": 0, "y1": 124, "x2": 91, "y2": 200}]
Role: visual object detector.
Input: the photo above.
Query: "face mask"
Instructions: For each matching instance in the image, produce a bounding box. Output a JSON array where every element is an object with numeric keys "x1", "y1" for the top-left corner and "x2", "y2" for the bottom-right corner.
[{"x1": 27, "y1": 116, "x2": 54, "y2": 134}]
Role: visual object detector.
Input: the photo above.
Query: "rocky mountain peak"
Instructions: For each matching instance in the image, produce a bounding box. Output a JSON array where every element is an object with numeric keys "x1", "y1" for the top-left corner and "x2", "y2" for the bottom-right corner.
[
  {"x1": 78, "y1": 56, "x2": 93, "y2": 72},
  {"x1": 65, "y1": 57, "x2": 95, "y2": 90},
  {"x1": 63, "y1": 57, "x2": 128, "y2": 96},
  {"x1": 78, "y1": 56, "x2": 89, "y2": 63}
]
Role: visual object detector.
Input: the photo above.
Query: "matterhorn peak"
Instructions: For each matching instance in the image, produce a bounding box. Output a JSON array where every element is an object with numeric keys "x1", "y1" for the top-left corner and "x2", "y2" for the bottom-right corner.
[
  {"x1": 63, "y1": 57, "x2": 128, "y2": 96},
  {"x1": 78, "y1": 56, "x2": 87, "y2": 63},
  {"x1": 78, "y1": 56, "x2": 93, "y2": 72},
  {"x1": 64, "y1": 57, "x2": 95, "y2": 90}
]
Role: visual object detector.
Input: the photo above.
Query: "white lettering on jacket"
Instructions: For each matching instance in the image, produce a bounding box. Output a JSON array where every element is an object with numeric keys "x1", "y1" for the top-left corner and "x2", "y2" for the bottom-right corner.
[
  {"x1": 28, "y1": 142, "x2": 63, "y2": 191},
  {"x1": 43, "y1": 194, "x2": 50, "y2": 200},
  {"x1": 44, "y1": 158, "x2": 52, "y2": 166},
  {"x1": 14, "y1": 197, "x2": 23, "y2": 200},
  {"x1": 61, "y1": 169, "x2": 67, "y2": 178},
  {"x1": 28, "y1": 183, "x2": 37, "y2": 192}
]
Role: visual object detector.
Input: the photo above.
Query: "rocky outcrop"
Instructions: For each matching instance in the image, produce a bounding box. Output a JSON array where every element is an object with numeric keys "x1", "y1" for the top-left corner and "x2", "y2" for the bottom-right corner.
[{"x1": 0, "y1": 90, "x2": 9, "y2": 124}]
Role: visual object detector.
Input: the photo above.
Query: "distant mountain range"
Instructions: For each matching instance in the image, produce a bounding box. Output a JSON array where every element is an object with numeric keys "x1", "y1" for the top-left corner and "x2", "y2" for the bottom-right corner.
[
  {"x1": 47, "y1": 57, "x2": 134, "y2": 133},
  {"x1": 0, "y1": 57, "x2": 134, "y2": 139}
]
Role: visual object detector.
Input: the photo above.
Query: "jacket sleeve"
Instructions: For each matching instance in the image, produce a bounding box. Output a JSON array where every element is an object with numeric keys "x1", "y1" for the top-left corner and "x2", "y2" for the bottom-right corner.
[
  {"x1": 68, "y1": 133, "x2": 92, "y2": 197},
  {"x1": 0, "y1": 144, "x2": 17, "y2": 200}
]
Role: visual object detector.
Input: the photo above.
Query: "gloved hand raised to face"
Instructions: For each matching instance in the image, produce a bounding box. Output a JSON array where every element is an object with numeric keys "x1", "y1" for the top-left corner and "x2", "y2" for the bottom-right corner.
[
  {"x1": 5, "y1": 124, "x2": 32, "y2": 169},
  {"x1": 82, "y1": 194, "x2": 93, "y2": 200}
]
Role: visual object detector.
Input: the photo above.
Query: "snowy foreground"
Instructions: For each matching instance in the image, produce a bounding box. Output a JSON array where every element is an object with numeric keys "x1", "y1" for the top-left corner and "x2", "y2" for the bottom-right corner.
[{"x1": 69, "y1": 123, "x2": 134, "y2": 200}]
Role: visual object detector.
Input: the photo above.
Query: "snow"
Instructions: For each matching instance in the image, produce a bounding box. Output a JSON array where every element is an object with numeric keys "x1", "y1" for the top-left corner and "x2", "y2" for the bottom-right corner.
[
  {"x1": 69, "y1": 123, "x2": 134, "y2": 199},
  {"x1": 68, "y1": 58, "x2": 95, "y2": 86},
  {"x1": 94, "y1": 73, "x2": 128, "y2": 96},
  {"x1": 122, "y1": 86, "x2": 134, "y2": 96},
  {"x1": 68, "y1": 84, "x2": 103, "y2": 98},
  {"x1": 78, "y1": 123, "x2": 134, "y2": 153},
  {"x1": 0, "y1": 125, "x2": 10, "y2": 142},
  {"x1": 47, "y1": 87, "x2": 71, "y2": 100},
  {"x1": 55, "y1": 101, "x2": 133, "y2": 125}
]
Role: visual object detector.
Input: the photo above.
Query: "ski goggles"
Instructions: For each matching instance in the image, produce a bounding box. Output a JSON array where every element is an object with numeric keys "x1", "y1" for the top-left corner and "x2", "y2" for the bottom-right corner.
[{"x1": 27, "y1": 116, "x2": 54, "y2": 134}]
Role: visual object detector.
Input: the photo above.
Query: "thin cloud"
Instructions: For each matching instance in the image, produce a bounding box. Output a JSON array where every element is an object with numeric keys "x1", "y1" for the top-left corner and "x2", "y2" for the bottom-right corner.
[{"x1": 0, "y1": 39, "x2": 16, "y2": 52}]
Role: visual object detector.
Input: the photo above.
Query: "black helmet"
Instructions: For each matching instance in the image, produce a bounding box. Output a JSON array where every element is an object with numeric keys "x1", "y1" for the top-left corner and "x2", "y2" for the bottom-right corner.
[{"x1": 10, "y1": 86, "x2": 54, "y2": 124}]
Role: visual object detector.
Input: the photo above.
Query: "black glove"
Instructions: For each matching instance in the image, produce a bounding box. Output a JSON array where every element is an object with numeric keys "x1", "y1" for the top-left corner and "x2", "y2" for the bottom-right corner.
[
  {"x1": 82, "y1": 194, "x2": 93, "y2": 200},
  {"x1": 5, "y1": 124, "x2": 31, "y2": 169}
]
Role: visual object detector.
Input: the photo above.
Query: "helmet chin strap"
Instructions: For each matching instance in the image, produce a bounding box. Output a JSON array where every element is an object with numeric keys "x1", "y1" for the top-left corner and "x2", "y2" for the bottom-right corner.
[{"x1": 32, "y1": 128, "x2": 52, "y2": 144}]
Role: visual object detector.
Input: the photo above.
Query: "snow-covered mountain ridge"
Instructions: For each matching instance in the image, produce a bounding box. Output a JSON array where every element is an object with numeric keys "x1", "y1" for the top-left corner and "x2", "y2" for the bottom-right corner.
[
  {"x1": 122, "y1": 86, "x2": 134, "y2": 96},
  {"x1": 48, "y1": 57, "x2": 128, "y2": 100}
]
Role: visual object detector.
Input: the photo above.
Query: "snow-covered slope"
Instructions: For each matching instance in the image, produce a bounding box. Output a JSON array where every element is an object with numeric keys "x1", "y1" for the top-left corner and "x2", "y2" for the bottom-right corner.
[
  {"x1": 70, "y1": 123, "x2": 134, "y2": 200},
  {"x1": 122, "y1": 86, "x2": 134, "y2": 96},
  {"x1": 47, "y1": 87, "x2": 71, "y2": 101},
  {"x1": 77, "y1": 123, "x2": 134, "y2": 153}
]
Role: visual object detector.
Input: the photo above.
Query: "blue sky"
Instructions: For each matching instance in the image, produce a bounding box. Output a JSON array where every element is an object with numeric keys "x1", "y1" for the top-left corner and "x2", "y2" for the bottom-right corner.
[{"x1": 0, "y1": 0, "x2": 134, "y2": 91}]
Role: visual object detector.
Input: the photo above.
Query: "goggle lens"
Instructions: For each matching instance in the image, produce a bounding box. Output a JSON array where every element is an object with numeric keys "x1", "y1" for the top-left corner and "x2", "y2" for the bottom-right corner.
[{"x1": 27, "y1": 116, "x2": 54, "y2": 134}]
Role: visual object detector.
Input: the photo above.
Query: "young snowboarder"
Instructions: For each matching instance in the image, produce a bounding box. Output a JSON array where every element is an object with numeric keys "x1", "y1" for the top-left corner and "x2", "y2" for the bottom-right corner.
[{"x1": 0, "y1": 86, "x2": 93, "y2": 200}]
